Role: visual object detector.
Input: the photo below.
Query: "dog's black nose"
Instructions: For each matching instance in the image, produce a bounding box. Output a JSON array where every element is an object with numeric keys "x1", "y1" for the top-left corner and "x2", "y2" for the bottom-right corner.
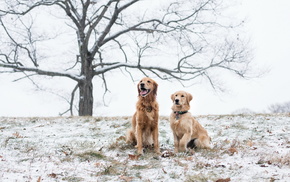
[
  {"x1": 175, "y1": 99, "x2": 179, "y2": 104},
  {"x1": 140, "y1": 83, "x2": 145, "y2": 87}
]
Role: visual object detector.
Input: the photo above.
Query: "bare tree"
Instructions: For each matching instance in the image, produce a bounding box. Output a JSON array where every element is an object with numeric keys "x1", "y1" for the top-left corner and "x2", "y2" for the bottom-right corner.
[
  {"x1": 0, "y1": 0, "x2": 251, "y2": 116},
  {"x1": 268, "y1": 101, "x2": 290, "y2": 113}
]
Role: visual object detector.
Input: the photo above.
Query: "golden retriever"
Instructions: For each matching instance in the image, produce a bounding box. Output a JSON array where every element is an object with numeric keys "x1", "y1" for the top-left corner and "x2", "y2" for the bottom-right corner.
[
  {"x1": 170, "y1": 91, "x2": 211, "y2": 152},
  {"x1": 126, "y1": 77, "x2": 160, "y2": 154}
]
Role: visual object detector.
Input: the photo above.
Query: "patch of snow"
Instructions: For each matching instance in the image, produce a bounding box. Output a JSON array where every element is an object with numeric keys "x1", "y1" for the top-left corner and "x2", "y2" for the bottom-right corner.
[{"x1": 0, "y1": 114, "x2": 289, "y2": 181}]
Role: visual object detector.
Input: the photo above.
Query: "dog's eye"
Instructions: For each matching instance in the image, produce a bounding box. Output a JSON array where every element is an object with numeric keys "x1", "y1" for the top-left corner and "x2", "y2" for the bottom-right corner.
[
  {"x1": 181, "y1": 95, "x2": 184, "y2": 97},
  {"x1": 147, "y1": 80, "x2": 151, "y2": 83}
]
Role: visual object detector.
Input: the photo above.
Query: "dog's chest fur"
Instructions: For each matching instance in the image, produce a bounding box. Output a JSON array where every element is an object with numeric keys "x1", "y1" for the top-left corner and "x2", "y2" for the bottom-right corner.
[
  {"x1": 145, "y1": 108, "x2": 155, "y2": 121},
  {"x1": 135, "y1": 97, "x2": 159, "y2": 130},
  {"x1": 136, "y1": 106, "x2": 158, "y2": 128},
  {"x1": 170, "y1": 113, "x2": 192, "y2": 137}
]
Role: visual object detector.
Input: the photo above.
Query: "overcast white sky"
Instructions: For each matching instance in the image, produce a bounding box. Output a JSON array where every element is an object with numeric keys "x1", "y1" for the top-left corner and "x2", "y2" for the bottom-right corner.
[{"x1": 1, "y1": 0, "x2": 290, "y2": 117}]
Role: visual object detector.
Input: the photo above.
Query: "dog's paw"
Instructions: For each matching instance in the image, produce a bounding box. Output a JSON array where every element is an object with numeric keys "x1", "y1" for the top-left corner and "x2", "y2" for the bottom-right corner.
[{"x1": 155, "y1": 149, "x2": 161, "y2": 155}]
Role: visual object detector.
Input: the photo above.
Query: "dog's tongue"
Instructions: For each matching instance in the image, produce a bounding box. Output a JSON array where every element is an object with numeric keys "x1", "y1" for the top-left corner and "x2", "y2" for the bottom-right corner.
[{"x1": 140, "y1": 90, "x2": 147, "y2": 95}]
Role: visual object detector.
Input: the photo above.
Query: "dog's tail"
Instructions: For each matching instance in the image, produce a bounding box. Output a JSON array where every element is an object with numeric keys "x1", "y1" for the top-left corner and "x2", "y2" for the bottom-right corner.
[
  {"x1": 126, "y1": 129, "x2": 136, "y2": 145},
  {"x1": 187, "y1": 136, "x2": 211, "y2": 149}
]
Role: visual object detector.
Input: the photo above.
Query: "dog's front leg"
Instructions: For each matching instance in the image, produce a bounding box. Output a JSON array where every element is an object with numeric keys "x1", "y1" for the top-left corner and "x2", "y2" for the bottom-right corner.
[
  {"x1": 136, "y1": 125, "x2": 143, "y2": 154},
  {"x1": 173, "y1": 134, "x2": 179, "y2": 153},
  {"x1": 152, "y1": 127, "x2": 160, "y2": 154},
  {"x1": 179, "y1": 133, "x2": 191, "y2": 152}
]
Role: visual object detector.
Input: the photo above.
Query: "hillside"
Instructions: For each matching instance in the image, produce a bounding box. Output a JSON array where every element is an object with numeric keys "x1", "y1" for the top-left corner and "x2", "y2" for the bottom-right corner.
[{"x1": 0, "y1": 114, "x2": 289, "y2": 181}]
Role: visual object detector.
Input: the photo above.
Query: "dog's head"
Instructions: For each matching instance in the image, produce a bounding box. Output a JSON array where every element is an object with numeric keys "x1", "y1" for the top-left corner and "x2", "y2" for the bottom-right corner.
[
  {"x1": 137, "y1": 77, "x2": 158, "y2": 97},
  {"x1": 171, "y1": 91, "x2": 192, "y2": 110}
]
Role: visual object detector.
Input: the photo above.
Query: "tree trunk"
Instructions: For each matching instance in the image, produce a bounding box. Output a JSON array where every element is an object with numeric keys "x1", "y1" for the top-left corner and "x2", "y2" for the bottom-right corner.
[
  {"x1": 78, "y1": 53, "x2": 94, "y2": 116},
  {"x1": 78, "y1": 77, "x2": 93, "y2": 116}
]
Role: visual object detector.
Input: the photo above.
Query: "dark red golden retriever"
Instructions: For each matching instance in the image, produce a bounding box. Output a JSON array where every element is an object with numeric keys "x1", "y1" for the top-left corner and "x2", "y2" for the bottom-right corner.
[{"x1": 126, "y1": 77, "x2": 160, "y2": 154}]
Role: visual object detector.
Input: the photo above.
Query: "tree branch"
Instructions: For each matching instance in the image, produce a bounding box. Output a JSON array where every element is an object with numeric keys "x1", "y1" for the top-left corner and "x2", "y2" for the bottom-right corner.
[
  {"x1": 85, "y1": 0, "x2": 115, "y2": 47},
  {"x1": 0, "y1": 18, "x2": 39, "y2": 67},
  {"x1": 0, "y1": 0, "x2": 60, "y2": 16},
  {"x1": 56, "y1": 1, "x2": 81, "y2": 30},
  {"x1": 0, "y1": 63, "x2": 83, "y2": 81},
  {"x1": 90, "y1": 0, "x2": 139, "y2": 56},
  {"x1": 69, "y1": 83, "x2": 79, "y2": 116}
]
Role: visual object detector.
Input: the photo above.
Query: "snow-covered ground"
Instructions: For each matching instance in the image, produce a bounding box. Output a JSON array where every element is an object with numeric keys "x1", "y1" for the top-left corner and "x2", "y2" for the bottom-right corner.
[{"x1": 0, "y1": 114, "x2": 289, "y2": 181}]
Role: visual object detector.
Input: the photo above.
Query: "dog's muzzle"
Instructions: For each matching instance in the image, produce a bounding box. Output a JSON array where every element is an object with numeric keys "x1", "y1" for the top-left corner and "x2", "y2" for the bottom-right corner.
[{"x1": 140, "y1": 84, "x2": 150, "y2": 97}]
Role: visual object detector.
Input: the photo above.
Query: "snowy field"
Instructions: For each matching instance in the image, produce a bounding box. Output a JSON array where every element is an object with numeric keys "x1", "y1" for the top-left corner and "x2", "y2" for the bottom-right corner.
[{"x1": 0, "y1": 114, "x2": 289, "y2": 182}]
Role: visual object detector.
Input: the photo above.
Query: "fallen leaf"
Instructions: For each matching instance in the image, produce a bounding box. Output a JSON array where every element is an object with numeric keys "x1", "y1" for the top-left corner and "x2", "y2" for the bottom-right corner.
[
  {"x1": 215, "y1": 164, "x2": 226, "y2": 168},
  {"x1": 128, "y1": 154, "x2": 141, "y2": 160},
  {"x1": 270, "y1": 177, "x2": 276, "y2": 182},
  {"x1": 174, "y1": 159, "x2": 186, "y2": 167},
  {"x1": 119, "y1": 175, "x2": 133, "y2": 182},
  {"x1": 116, "y1": 136, "x2": 126, "y2": 141},
  {"x1": 161, "y1": 150, "x2": 175, "y2": 158},
  {"x1": 0, "y1": 155, "x2": 5, "y2": 161},
  {"x1": 224, "y1": 139, "x2": 231, "y2": 144},
  {"x1": 48, "y1": 173, "x2": 57, "y2": 178},
  {"x1": 63, "y1": 151, "x2": 69, "y2": 156},
  {"x1": 204, "y1": 163, "x2": 211, "y2": 167},
  {"x1": 183, "y1": 164, "x2": 189, "y2": 171},
  {"x1": 246, "y1": 140, "x2": 253, "y2": 147},
  {"x1": 12, "y1": 132, "x2": 23, "y2": 138},
  {"x1": 228, "y1": 148, "x2": 238, "y2": 155},
  {"x1": 185, "y1": 156, "x2": 194, "y2": 161},
  {"x1": 37, "y1": 176, "x2": 42, "y2": 182},
  {"x1": 95, "y1": 162, "x2": 102, "y2": 167},
  {"x1": 216, "y1": 178, "x2": 231, "y2": 182}
]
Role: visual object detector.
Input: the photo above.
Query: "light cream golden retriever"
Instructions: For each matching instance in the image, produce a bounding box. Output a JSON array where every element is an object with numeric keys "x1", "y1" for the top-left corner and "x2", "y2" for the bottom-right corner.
[
  {"x1": 170, "y1": 91, "x2": 211, "y2": 153},
  {"x1": 126, "y1": 77, "x2": 160, "y2": 154}
]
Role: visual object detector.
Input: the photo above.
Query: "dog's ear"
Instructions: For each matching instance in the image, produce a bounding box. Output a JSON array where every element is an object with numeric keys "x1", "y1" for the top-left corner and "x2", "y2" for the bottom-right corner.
[
  {"x1": 187, "y1": 92, "x2": 193, "y2": 102},
  {"x1": 137, "y1": 82, "x2": 140, "y2": 96},
  {"x1": 152, "y1": 81, "x2": 158, "y2": 96},
  {"x1": 171, "y1": 93, "x2": 175, "y2": 101}
]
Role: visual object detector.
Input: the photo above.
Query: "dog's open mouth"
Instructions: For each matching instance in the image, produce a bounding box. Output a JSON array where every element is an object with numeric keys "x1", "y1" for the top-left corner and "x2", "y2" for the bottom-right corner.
[{"x1": 140, "y1": 88, "x2": 151, "y2": 97}]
